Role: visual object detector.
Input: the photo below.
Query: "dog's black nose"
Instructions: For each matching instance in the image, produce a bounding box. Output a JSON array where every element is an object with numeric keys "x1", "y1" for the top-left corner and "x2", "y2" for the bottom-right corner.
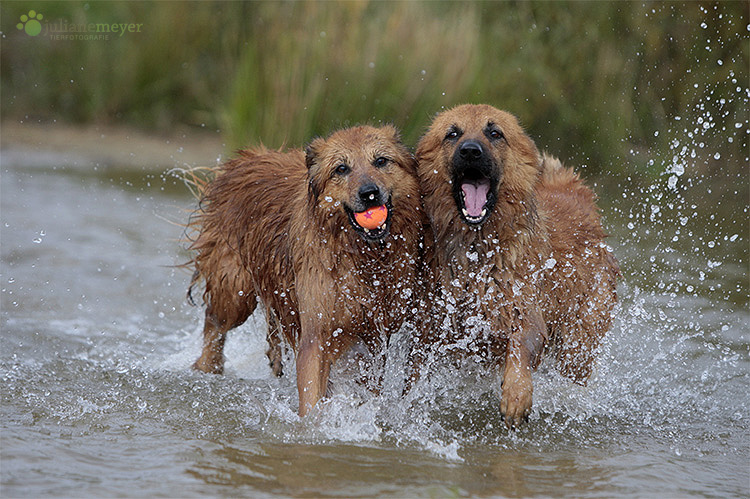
[
  {"x1": 458, "y1": 140, "x2": 483, "y2": 160},
  {"x1": 358, "y1": 183, "x2": 381, "y2": 204}
]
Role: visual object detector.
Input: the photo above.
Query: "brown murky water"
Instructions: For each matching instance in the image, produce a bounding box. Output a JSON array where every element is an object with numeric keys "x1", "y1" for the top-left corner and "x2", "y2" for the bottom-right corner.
[{"x1": 1, "y1": 142, "x2": 748, "y2": 497}]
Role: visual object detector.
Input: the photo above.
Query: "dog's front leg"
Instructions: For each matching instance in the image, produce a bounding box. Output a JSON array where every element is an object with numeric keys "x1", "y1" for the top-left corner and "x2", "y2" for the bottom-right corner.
[
  {"x1": 296, "y1": 325, "x2": 331, "y2": 417},
  {"x1": 500, "y1": 307, "x2": 546, "y2": 428},
  {"x1": 193, "y1": 312, "x2": 230, "y2": 374}
]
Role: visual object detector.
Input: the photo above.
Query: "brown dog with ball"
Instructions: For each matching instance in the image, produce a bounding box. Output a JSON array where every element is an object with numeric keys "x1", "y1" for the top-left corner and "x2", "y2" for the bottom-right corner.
[{"x1": 187, "y1": 125, "x2": 424, "y2": 416}]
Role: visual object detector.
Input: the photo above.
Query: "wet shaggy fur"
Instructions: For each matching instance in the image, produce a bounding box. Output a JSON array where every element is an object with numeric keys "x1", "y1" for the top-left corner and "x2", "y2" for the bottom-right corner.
[
  {"x1": 188, "y1": 125, "x2": 424, "y2": 416},
  {"x1": 412, "y1": 104, "x2": 619, "y2": 427}
]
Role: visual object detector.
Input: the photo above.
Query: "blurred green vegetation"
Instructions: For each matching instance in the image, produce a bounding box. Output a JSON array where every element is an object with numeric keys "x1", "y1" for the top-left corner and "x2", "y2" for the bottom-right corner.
[{"x1": 2, "y1": 1, "x2": 747, "y2": 177}]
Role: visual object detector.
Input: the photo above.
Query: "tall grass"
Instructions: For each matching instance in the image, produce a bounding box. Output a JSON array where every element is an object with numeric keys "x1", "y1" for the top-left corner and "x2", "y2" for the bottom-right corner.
[{"x1": 2, "y1": 1, "x2": 747, "y2": 177}]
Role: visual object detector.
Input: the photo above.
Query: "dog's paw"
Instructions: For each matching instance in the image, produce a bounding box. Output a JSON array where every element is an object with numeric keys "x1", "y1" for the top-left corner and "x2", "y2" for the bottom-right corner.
[
  {"x1": 269, "y1": 357, "x2": 284, "y2": 377},
  {"x1": 500, "y1": 370, "x2": 533, "y2": 429},
  {"x1": 192, "y1": 357, "x2": 224, "y2": 375}
]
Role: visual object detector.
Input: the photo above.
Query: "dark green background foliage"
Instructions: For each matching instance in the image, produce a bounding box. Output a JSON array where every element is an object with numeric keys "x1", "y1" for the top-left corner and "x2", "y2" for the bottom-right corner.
[{"x1": 2, "y1": 1, "x2": 747, "y2": 176}]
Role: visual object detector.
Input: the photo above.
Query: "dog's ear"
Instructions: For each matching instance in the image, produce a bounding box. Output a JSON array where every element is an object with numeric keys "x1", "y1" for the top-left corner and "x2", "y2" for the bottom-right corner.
[
  {"x1": 503, "y1": 113, "x2": 543, "y2": 173},
  {"x1": 381, "y1": 124, "x2": 401, "y2": 143},
  {"x1": 415, "y1": 130, "x2": 439, "y2": 164},
  {"x1": 305, "y1": 137, "x2": 325, "y2": 201},
  {"x1": 415, "y1": 110, "x2": 447, "y2": 163},
  {"x1": 380, "y1": 124, "x2": 418, "y2": 175},
  {"x1": 397, "y1": 152, "x2": 419, "y2": 177},
  {"x1": 305, "y1": 137, "x2": 324, "y2": 170},
  {"x1": 515, "y1": 129, "x2": 543, "y2": 174}
]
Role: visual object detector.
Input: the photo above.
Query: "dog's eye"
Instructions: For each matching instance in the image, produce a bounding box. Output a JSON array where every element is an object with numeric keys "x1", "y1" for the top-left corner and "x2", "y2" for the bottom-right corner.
[
  {"x1": 373, "y1": 157, "x2": 389, "y2": 168},
  {"x1": 335, "y1": 164, "x2": 350, "y2": 175},
  {"x1": 444, "y1": 126, "x2": 462, "y2": 141},
  {"x1": 486, "y1": 125, "x2": 504, "y2": 141}
]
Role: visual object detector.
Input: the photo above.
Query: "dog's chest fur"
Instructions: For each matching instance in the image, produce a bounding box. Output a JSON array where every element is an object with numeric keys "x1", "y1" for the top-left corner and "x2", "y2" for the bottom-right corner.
[{"x1": 434, "y1": 205, "x2": 550, "y2": 348}]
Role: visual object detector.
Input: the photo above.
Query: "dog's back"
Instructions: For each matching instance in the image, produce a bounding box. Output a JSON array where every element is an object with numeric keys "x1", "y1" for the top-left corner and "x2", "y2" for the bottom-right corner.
[
  {"x1": 537, "y1": 154, "x2": 607, "y2": 243},
  {"x1": 190, "y1": 148, "x2": 305, "y2": 355},
  {"x1": 536, "y1": 154, "x2": 619, "y2": 381}
]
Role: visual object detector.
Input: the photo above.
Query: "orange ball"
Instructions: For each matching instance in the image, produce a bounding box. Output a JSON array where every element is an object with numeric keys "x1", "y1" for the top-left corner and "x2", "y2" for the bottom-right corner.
[{"x1": 354, "y1": 205, "x2": 388, "y2": 229}]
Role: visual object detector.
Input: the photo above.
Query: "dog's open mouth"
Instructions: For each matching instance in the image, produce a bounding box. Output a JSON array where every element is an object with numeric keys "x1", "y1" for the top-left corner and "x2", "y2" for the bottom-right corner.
[
  {"x1": 455, "y1": 167, "x2": 495, "y2": 226},
  {"x1": 346, "y1": 202, "x2": 392, "y2": 241}
]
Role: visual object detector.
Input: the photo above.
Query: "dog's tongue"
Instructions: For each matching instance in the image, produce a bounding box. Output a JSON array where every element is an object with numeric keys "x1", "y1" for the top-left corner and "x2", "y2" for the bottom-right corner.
[{"x1": 461, "y1": 180, "x2": 490, "y2": 217}]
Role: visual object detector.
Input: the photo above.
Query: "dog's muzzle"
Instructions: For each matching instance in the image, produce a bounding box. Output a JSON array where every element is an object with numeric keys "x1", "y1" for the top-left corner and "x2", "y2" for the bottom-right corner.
[
  {"x1": 346, "y1": 184, "x2": 392, "y2": 241},
  {"x1": 452, "y1": 140, "x2": 499, "y2": 226}
]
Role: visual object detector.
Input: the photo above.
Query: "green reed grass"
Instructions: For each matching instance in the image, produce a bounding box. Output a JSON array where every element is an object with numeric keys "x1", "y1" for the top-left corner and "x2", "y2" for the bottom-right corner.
[{"x1": 2, "y1": 1, "x2": 747, "y2": 177}]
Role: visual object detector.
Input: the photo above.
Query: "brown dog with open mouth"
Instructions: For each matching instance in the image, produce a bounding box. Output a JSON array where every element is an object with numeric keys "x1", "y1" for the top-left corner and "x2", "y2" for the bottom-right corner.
[
  {"x1": 187, "y1": 125, "x2": 423, "y2": 416},
  {"x1": 412, "y1": 104, "x2": 619, "y2": 427}
]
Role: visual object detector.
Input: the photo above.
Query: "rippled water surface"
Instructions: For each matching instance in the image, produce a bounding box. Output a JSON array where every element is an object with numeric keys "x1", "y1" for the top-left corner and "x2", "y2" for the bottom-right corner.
[{"x1": 1, "y1": 144, "x2": 748, "y2": 498}]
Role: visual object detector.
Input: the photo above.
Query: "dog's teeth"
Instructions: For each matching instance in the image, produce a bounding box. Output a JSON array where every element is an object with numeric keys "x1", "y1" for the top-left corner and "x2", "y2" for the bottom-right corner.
[
  {"x1": 462, "y1": 208, "x2": 469, "y2": 217},
  {"x1": 481, "y1": 209, "x2": 487, "y2": 217},
  {"x1": 363, "y1": 228, "x2": 370, "y2": 234}
]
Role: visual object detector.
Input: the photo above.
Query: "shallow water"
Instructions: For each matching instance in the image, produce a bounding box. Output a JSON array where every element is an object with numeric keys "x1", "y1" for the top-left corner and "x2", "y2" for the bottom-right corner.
[{"x1": 1, "y1": 143, "x2": 748, "y2": 498}]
